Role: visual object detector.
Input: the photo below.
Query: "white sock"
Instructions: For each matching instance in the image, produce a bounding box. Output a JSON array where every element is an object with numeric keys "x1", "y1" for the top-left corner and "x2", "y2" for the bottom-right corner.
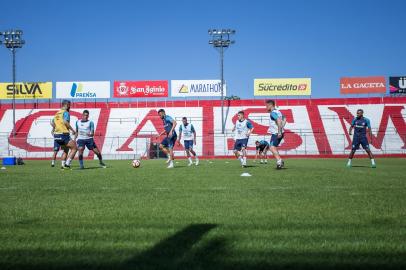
[
  {"x1": 347, "y1": 159, "x2": 352, "y2": 165},
  {"x1": 277, "y1": 159, "x2": 282, "y2": 165},
  {"x1": 51, "y1": 160, "x2": 55, "y2": 165},
  {"x1": 243, "y1": 157, "x2": 247, "y2": 163},
  {"x1": 66, "y1": 158, "x2": 71, "y2": 166},
  {"x1": 188, "y1": 157, "x2": 192, "y2": 163},
  {"x1": 61, "y1": 160, "x2": 65, "y2": 166},
  {"x1": 371, "y1": 159, "x2": 375, "y2": 165}
]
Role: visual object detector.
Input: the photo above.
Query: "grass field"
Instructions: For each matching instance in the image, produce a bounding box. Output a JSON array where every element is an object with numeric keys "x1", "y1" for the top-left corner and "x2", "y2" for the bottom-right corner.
[{"x1": 0, "y1": 158, "x2": 405, "y2": 270}]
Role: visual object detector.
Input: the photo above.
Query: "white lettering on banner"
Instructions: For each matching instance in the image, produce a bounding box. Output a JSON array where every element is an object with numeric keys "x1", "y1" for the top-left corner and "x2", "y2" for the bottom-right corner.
[
  {"x1": 128, "y1": 85, "x2": 166, "y2": 95},
  {"x1": 341, "y1": 83, "x2": 386, "y2": 89}
]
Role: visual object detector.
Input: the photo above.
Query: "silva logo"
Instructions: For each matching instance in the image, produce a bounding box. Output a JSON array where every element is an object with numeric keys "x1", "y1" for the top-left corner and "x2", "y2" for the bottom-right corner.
[
  {"x1": 6, "y1": 83, "x2": 43, "y2": 96},
  {"x1": 179, "y1": 85, "x2": 189, "y2": 93},
  {"x1": 117, "y1": 82, "x2": 129, "y2": 96},
  {"x1": 70, "y1": 83, "x2": 96, "y2": 98}
]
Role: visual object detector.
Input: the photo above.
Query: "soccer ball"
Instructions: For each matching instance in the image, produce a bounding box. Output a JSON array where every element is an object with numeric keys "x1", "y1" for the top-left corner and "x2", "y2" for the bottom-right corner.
[{"x1": 132, "y1": 159, "x2": 141, "y2": 168}]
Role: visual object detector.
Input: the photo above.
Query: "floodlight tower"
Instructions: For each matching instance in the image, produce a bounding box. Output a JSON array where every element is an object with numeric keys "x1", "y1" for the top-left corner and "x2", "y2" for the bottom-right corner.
[
  {"x1": 208, "y1": 29, "x2": 235, "y2": 134},
  {"x1": 0, "y1": 30, "x2": 25, "y2": 137}
]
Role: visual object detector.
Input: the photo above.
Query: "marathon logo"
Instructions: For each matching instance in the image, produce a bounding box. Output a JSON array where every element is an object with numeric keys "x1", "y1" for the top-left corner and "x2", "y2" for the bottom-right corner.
[{"x1": 189, "y1": 82, "x2": 222, "y2": 93}]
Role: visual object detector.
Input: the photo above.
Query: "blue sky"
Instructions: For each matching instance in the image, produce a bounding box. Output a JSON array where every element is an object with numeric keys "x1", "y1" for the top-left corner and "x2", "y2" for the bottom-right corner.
[{"x1": 0, "y1": 0, "x2": 405, "y2": 99}]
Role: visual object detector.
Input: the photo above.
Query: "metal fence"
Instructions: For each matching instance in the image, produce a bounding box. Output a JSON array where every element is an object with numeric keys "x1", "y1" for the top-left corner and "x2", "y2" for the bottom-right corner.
[{"x1": 1, "y1": 129, "x2": 405, "y2": 159}]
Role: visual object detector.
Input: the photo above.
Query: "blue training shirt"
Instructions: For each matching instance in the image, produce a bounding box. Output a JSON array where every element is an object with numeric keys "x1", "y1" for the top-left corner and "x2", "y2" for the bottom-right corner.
[
  {"x1": 63, "y1": 111, "x2": 70, "y2": 122},
  {"x1": 163, "y1": 115, "x2": 177, "y2": 135},
  {"x1": 351, "y1": 117, "x2": 371, "y2": 137},
  {"x1": 259, "y1": 140, "x2": 269, "y2": 146}
]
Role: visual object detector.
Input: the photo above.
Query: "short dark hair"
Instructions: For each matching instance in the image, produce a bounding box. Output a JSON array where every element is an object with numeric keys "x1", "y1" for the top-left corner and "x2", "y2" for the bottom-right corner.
[
  {"x1": 157, "y1": 109, "x2": 165, "y2": 114},
  {"x1": 83, "y1": 110, "x2": 89, "y2": 115},
  {"x1": 238, "y1": 111, "x2": 244, "y2": 115},
  {"x1": 255, "y1": 140, "x2": 260, "y2": 144},
  {"x1": 357, "y1": 109, "x2": 364, "y2": 113},
  {"x1": 266, "y1": 100, "x2": 275, "y2": 106},
  {"x1": 182, "y1": 117, "x2": 187, "y2": 120},
  {"x1": 62, "y1": 100, "x2": 71, "y2": 106}
]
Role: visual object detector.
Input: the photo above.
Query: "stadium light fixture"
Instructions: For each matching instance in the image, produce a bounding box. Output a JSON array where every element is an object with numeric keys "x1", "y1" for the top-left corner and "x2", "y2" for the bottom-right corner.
[
  {"x1": 0, "y1": 29, "x2": 25, "y2": 137},
  {"x1": 208, "y1": 28, "x2": 235, "y2": 134}
]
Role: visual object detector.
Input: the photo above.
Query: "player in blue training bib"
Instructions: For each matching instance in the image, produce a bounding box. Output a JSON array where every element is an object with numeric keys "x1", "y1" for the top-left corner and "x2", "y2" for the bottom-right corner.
[
  {"x1": 346, "y1": 109, "x2": 376, "y2": 168},
  {"x1": 178, "y1": 117, "x2": 199, "y2": 166},
  {"x1": 266, "y1": 100, "x2": 287, "y2": 169},
  {"x1": 232, "y1": 111, "x2": 254, "y2": 167},
  {"x1": 255, "y1": 140, "x2": 270, "y2": 164},
  {"x1": 74, "y1": 110, "x2": 106, "y2": 169},
  {"x1": 157, "y1": 109, "x2": 177, "y2": 169}
]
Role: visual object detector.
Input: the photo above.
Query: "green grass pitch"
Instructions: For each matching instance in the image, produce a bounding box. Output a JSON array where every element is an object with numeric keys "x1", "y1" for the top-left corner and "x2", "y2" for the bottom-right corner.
[{"x1": 0, "y1": 158, "x2": 405, "y2": 270}]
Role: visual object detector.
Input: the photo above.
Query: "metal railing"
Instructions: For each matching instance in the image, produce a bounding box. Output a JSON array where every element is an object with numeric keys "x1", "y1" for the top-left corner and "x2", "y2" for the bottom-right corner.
[{"x1": 1, "y1": 130, "x2": 405, "y2": 159}]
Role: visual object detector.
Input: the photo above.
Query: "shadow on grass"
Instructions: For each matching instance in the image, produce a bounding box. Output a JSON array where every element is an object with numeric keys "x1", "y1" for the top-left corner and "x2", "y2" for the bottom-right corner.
[
  {"x1": 241, "y1": 165, "x2": 258, "y2": 168},
  {"x1": 125, "y1": 223, "x2": 218, "y2": 269},
  {"x1": 1, "y1": 223, "x2": 406, "y2": 270},
  {"x1": 71, "y1": 167, "x2": 106, "y2": 170}
]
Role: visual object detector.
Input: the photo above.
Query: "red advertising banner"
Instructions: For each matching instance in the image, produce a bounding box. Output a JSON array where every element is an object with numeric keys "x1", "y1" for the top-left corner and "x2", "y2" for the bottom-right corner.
[
  {"x1": 114, "y1": 81, "x2": 168, "y2": 98},
  {"x1": 340, "y1": 76, "x2": 386, "y2": 94}
]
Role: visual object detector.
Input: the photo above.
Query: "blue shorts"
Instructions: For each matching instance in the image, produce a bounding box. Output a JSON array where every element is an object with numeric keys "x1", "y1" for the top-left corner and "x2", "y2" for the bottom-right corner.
[
  {"x1": 53, "y1": 134, "x2": 71, "y2": 151},
  {"x1": 184, "y1": 140, "x2": 194, "y2": 150},
  {"x1": 161, "y1": 134, "x2": 177, "y2": 149},
  {"x1": 257, "y1": 145, "x2": 269, "y2": 153},
  {"x1": 77, "y1": 138, "x2": 97, "y2": 150},
  {"x1": 352, "y1": 136, "x2": 369, "y2": 150},
  {"x1": 234, "y1": 138, "x2": 249, "y2": 151},
  {"x1": 270, "y1": 133, "x2": 284, "y2": 147}
]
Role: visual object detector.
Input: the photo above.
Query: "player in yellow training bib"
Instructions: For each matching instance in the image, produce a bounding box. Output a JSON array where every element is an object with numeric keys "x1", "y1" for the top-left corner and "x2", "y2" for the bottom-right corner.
[{"x1": 51, "y1": 100, "x2": 78, "y2": 169}]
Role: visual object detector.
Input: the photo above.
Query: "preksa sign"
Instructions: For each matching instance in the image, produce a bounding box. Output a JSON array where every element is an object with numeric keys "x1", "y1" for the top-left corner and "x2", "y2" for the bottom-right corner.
[
  {"x1": 0, "y1": 82, "x2": 52, "y2": 99},
  {"x1": 171, "y1": 80, "x2": 226, "y2": 97},
  {"x1": 113, "y1": 81, "x2": 168, "y2": 98},
  {"x1": 340, "y1": 77, "x2": 386, "y2": 94},
  {"x1": 56, "y1": 81, "x2": 110, "y2": 99},
  {"x1": 254, "y1": 78, "x2": 312, "y2": 96}
]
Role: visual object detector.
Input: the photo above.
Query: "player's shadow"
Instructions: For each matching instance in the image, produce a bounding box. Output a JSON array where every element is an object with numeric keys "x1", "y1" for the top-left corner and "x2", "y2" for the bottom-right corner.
[
  {"x1": 350, "y1": 165, "x2": 371, "y2": 168},
  {"x1": 124, "y1": 223, "x2": 221, "y2": 270},
  {"x1": 73, "y1": 167, "x2": 105, "y2": 170},
  {"x1": 242, "y1": 165, "x2": 258, "y2": 168},
  {"x1": 173, "y1": 165, "x2": 187, "y2": 169},
  {"x1": 2, "y1": 223, "x2": 406, "y2": 270}
]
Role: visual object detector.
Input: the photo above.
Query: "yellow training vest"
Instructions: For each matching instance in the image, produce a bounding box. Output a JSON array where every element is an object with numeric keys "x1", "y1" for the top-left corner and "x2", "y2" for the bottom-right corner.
[{"x1": 53, "y1": 109, "x2": 69, "y2": 134}]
